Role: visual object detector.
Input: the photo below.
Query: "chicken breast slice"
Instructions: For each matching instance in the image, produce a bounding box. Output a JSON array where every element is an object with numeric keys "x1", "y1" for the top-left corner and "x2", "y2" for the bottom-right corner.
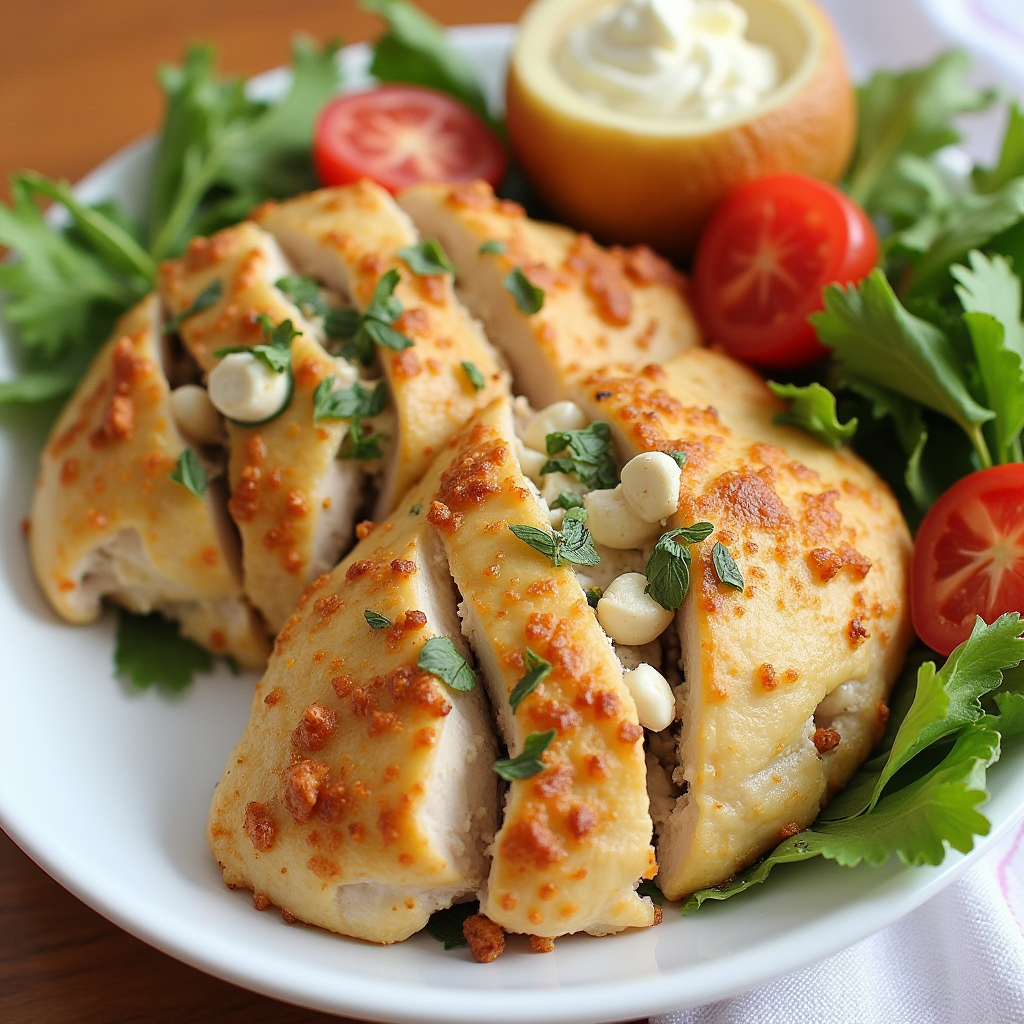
[
  {"x1": 29, "y1": 295, "x2": 269, "y2": 668},
  {"x1": 574, "y1": 349, "x2": 913, "y2": 898},
  {"x1": 427, "y1": 398, "x2": 657, "y2": 938},
  {"x1": 252, "y1": 182, "x2": 508, "y2": 514},
  {"x1": 159, "y1": 223, "x2": 362, "y2": 632},
  {"x1": 398, "y1": 180, "x2": 701, "y2": 407},
  {"x1": 208, "y1": 463, "x2": 498, "y2": 944}
]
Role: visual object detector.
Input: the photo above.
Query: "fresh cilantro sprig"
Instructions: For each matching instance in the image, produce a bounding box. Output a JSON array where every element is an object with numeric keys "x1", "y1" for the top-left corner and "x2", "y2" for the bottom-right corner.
[
  {"x1": 312, "y1": 377, "x2": 387, "y2": 426},
  {"x1": 169, "y1": 449, "x2": 208, "y2": 498},
  {"x1": 509, "y1": 649, "x2": 552, "y2": 713},
  {"x1": 340, "y1": 419, "x2": 386, "y2": 461},
  {"x1": 493, "y1": 729, "x2": 557, "y2": 781},
  {"x1": 686, "y1": 615, "x2": 1024, "y2": 910},
  {"x1": 541, "y1": 421, "x2": 618, "y2": 490},
  {"x1": 509, "y1": 507, "x2": 600, "y2": 568},
  {"x1": 644, "y1": 523, "x2": 714, "y2": 612},
  {"x1": 330, "y1": 269, "x2": 414, "y2": 365},
  {"x1": 214, "y1": 314, "x2": 298, "y2": 373},
  {"x1": 417, "y1": 636, "x2": 477, "y2": 692},
  {"x1": 276, "y1": 274, "x2": 331, "y2": 320}
]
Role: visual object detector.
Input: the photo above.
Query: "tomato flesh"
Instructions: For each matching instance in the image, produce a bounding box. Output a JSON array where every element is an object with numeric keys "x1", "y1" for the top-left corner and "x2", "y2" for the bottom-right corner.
[
  {"x1": 912, "y1": 464, "x2": 1024, "y2": 655},
  {"x1": 692, "y1": 174, "x2": 878, "y2": 369},
  {"x1": 314, "y1": 85, "x2": 508, "y2": 194}
]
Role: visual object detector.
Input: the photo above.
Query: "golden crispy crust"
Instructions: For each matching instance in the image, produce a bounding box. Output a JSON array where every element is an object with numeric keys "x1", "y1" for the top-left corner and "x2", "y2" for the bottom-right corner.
[
  {"x1": 432, "y1": 400, "x2": 656, "y2": 937},
  {"x1": 576, "y1": 350, "x2": 913, "y2": 897}
]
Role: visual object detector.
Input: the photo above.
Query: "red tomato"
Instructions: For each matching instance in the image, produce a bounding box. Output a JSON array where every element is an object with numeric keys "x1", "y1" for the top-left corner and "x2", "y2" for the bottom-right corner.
[
  {"x1": 692, "y1": 174, "x2": 879, "y2": 369},
  {"x1": 313, "y1": 85, "x2": 508, "y2": 194},
  {"x1": 912, "y1": 464, "x2": 1024, "y2": 656}
]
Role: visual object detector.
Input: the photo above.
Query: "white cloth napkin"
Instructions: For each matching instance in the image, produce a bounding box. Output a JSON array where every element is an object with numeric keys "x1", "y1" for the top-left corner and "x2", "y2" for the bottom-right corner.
[{"x1": 652, "y1": 822, "x2": 1024, "y2": 1024}]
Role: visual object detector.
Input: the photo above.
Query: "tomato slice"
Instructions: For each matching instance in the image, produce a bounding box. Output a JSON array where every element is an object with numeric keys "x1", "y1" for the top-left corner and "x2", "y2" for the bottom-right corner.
[
  {"x1": 912, "y1": 464, "x2": 1024, "y2": 655},
  {"x1": 313, "y1": 85, "x2": 508, "y2": 194},
  {"x1": 692, "y1": 174, "x2": 878, "y2": 369}
]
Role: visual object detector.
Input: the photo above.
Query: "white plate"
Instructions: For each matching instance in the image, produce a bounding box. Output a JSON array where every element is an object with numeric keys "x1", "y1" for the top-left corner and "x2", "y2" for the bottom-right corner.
[{"x1": 3, "y1": 8, "x2": 1024, "y2": 1023}]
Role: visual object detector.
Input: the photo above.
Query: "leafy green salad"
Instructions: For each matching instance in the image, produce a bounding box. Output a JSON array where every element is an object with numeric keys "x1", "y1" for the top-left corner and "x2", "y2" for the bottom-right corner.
[{"x1": 2, "y1": 1, "x2": 1024, "y2": 916}]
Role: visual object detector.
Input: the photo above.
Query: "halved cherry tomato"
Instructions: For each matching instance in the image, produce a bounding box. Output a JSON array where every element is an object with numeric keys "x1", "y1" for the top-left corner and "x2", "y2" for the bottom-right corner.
[
  {"x1": 692, "y1": 174, "x2": 878, "y2": 369},
  {"x1": 313, "y1": 85, "x2": 508, "y2": 194},
  {"x1": 912, "y1": 464, "x2": 1024, "y2": 656}
]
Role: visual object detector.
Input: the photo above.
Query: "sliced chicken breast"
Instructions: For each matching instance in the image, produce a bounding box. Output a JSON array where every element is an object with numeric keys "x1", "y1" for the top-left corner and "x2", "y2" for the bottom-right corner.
[
  {"x1": 29, "y1": 295, "x2": 269, "y2": 668},
  {"x1": 252, "y1": 182, "x2": 508, "y2": 513},
  {"x1": 208, "y1": 460, "x2": 498, "y2": 944},
  {"x1": 574, "y1": 349, "x2": 913, "y2": 898},
  {"x1": 428, "y1": 398, "x2": 657, "y2": 938},
  {"x1": 398, "y1": 180, "x2": 701, "y2": 407},
  {"x1": 159, "y1": 222, "x2": 362, "y2": 632}
]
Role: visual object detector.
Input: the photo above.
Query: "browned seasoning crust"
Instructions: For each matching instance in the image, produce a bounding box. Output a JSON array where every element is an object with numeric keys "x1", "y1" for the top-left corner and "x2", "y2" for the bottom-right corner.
[{"x1": 463, "y1": 914, "x2": 506, "y2": 963}]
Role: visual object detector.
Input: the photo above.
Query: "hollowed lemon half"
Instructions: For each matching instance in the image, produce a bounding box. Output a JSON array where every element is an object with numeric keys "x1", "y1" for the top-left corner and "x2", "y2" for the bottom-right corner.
[{"x1": 506, "y1": 0, "x2": 855, "y2": 258}]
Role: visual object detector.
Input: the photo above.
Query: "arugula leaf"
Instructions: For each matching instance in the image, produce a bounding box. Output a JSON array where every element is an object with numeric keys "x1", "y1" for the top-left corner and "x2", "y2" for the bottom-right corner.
[
  {"x1": 508, "y1": 508, "x2": 600, "y2": 568},
  {"x1": 479, "y1": 239, "x2": 507, "y2": 255},
  {"x1": 460, "y1": 360, "x2": 486, "y2": 391},
  {"x1": 398, "y1": 239, "x2": 456, "y2": 276},
  {"x1": 769, "y1": 381, "x2": 858, "y2": 449},
  {"x1": 364, "y1": 610, "x2": 392, "y2": 629},
  {"x1": 493, "y1": 729, "x2": 557, "y2": 781},
  {"x1": 339, "y1": 419, "x2": 385, "y2": 461},
  {"x1": 417, "y1": 636, "x2": 477, "y2": 692},
  {"x1": 276, "y1": 274, "x2": 330, "y2": 319},
  {"x1": 169, "y1": 449, "x2": 208, "y2": 498},
  {"x1": 114, "y1": 610, "x2": 214, "y2": 690},
  {"x1": 870, "y1": 614, "x2": 1024, "y2": 806},
  {"x1": 504, "y1": 267, "x2": 545, "y2": 315},
  {"x1": 426, "y1": 900, "x2": 479, "y2": 950},
  {"x1": 312, "y1": 378, "x2": 387, "y2": 425},
  {"x1": 644, "y1": 524, "x2": 714, "y2": 612},
  {"x1": 509, "y1": 648, "x2": 553, "y2": 713},
  {"x1": 362, "y1": 0, "x2": 494, "y2": 126},
  {"x1": 811, "y1": 271, "x2": 995, "y2": 467},
  {"x1": 165, "y1": 279, "x2": 223, "y2": 334},
  {"x1": 541, "y1": 421, "x2": 618, "y2": 490},
  {"x1": 974, "y1": 102, "x2": 1024, "y2": 195},
  {"x1": 846, "y1": 51, "x2": 995, "y2": 212},
  {"x1": 711, "y1": 542, "x2": 744, "y2": 591}
]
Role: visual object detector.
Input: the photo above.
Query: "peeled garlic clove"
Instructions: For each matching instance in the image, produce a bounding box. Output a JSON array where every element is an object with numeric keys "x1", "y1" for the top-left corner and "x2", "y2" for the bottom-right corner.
[
  {"x1": 622, "y1": 663, "x2": 676, "y2": 732},
  {"x1": 169, "y1": 384, "x2": 223, "y2": 446},
  {"x1": 620, "y1": 451, "x2": 681, "y2": 523},
  {"x1": 597, "y1": 572, "x2": 674, "y2": 646},
  {"x1": 584, "y1": 487, "x2": 661, "y2": 549}
]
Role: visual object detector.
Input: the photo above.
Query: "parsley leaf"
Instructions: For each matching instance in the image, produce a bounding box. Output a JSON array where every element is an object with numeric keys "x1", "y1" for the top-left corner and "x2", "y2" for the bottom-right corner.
[
  {"x1": 312, "y1": 378, "x2": 387, "y2": 425},
  {"x1": 644, "y1": 524, "x2": 714, "y2": 612},
  {"x1": 417, "y1": 636, "x2": 477, "y2": 692},
  {"x1": 229, "y1": 314, "x2": 298, "y2": 373},
  {"x1": 331, "y1": 269, "x2": 414, "y2": 364},
  {"x1": 811, "y1": 270, "x2": 995, "y2": 468},
  {"x1": 504, "y1": 266, "x2": 545, "y2": 315},
  {"x1": 460, "y1": 360, "x2": 486, "y2": 391},
  {"x1": 479, "y1": 239, "x2": 507, "y2": 255},
  {"x1": 398, "y1": 238, "x2": 456, "y2": 276},
  {"x1": 114, "y1": 610, "x2": 214, "y2": 690},
  {"x1": 169, "y1": 449, "x2": 208, "y2": 498},
  {"x1": 276, "y1": 274, "x2": 330, "y2": 319},
  {"x1": 509, "y1": 648, "x2": 553, "y2": 713},
  {"x1": 552, "y1": 491, "x2": 584, "y2": 510},
  {"x1": 339, "y1": 419, "x2": 385, "y2": 461},
  {"x1": 425, "y1": 900, "x2": 479, "y2": 950},
  {"x1": 493, "y1": 729, "x2": 557, "y2": 781},
  {"x1": 668, "y1": 451, "x2": 687, "y2": 467},
  {"x1": 711, "y1": 542, "x2": 744, "y2": 591},
  {"x1": 768, "y1": 381, "x2": 858, "y2": 449},
  {"x1": 541, "y1": 421, "x2": 618, "y2": 490},
  {"x1": 362, "y1": 0, "x2": 496, "y2": 128},
  {"x1": 165, "y1": 279, "x2": 223, "y2": 334},
  {"x1": 508, "y1": 508, "x2": 600, "y2": 568},
  {"x1": 364, "y1": 610, "x2": 392, "y2": 629}
]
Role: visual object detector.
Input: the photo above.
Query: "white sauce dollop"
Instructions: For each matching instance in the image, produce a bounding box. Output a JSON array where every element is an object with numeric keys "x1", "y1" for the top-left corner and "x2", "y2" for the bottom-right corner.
[{"x1": 557, "y1": 0, "x2": 780, "y2": 121}]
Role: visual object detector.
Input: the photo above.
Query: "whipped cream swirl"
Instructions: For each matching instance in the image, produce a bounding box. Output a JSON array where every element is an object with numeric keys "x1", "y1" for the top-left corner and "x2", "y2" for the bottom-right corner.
[{"x1": 557, "y1": 0, "x2": 780, "y2": 121}]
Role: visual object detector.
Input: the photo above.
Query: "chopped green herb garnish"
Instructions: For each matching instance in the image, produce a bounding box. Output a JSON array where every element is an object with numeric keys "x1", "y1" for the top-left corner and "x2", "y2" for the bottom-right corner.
[
  {"x1": 668, "y1": 451, "x2": 687, "y2": 467},
  {"x1": 409, "y1": 503, "x2": 423, "y2": 515},
  {"x1": 425, "y1": 900, "x2": 479, "y2": 950},
  {"x1": 509, "y1": 507, "x2": 600, "y2": 568},
  {"x1": 768, "y1": 382, "x2": 859, "y2": 449},
  {"x1": 460, "y1": 360, "x2": 486, "y2": 391},
  {"x1": 276, "y1": 274, "x2": 330, "y2": 319},
  {"x1": 312, "y1": 377, "x2": 387, "y2": 425},
  {"x1": 644, "y1": 523, "x2": 714, "y2": 612},
  {"x1": 364, "y1": 610, "x2": 392, "y2": 629},
  {"x1": 169, "y1": 448, "x2": 208, "y2": 498},
  {"x1": 493, "y1": 729, "x2": 557, "y2": 781},
  {"x1": 417, "y1": 636, "x2": 477, "y2": 692},
  {"x1": 479, "y1": 239, "x2": 508, "y2": 255},
  {"x1": 398, "y1": 238, "x2": 456, "y2": 276},
  {"x1": 339, "y1": 419, "x2": 385, "y2": 461},
  {"x1": 504, "y1": 266, "x2": 545, "y2": 315},
  {"x1": 215, "y1": 314, "x2": 298, "y2": 373},
  {"x1": 509, "y1": 648, "x2": 552, "y2": 713},
  {"x1": 711, "y1": 541, "x2": 744, "y2": 591},
  {"x1": 329, "y1": 269, "x2": 414, "y2": 364},
  {"x1": 552, "y1": 491, "x2": 585, "y2": 510},
  {"x1": 165, "y1": 279, "x2": 223, "y2": 334},
  {"x1": 637, "y1": 879, "x2": 665, "y2": 905},
  {"x1": 114, "y1": 610, "x2": 213, "y2": 691},
  {"x1": 324, "y1": 306, "x2": 363, "y2": 342},
  {"x1": 585, "y1": 586, "x2": 602, "y2": 608},
  {"x1": 541, "y1": 421, "x2": 618, "y2": 490}
]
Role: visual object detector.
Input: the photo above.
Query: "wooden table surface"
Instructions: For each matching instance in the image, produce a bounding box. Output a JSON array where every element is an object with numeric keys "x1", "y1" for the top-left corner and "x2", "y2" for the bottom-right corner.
[{"x1": 0, "y1": 2, "x2": 645, "y2": 1021}]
